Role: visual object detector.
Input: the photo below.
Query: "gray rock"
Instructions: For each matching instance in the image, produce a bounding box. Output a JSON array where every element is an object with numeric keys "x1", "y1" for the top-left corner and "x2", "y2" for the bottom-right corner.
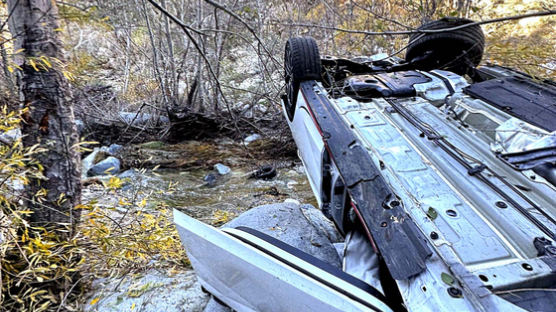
[
  {"x1": 283, "y1": 198, "x2": 300, "y2": 205},
  {"x1": 203, "y1": 173, "x2": 217, "y2": 187},
  {"x1": 299, "y1": 204, "x2": 343, "y2": 243},
  {"x1": 88, "y1": 156, "x2": 120, "y2": 176},
  {"x1": 83, "y1": 269, "x2": 208, "y2": 312},
  {"x1": 0, "y1": 128, "x2": 21, "y2": 144},
  {"x1": 107, "y1": 143, "x2": 123, "y2": 156},
  {"x1": 82, "y1": 148, "x2": 102, "y2": 179},
  {"x1": 117, "y1": 169, "x2": 154, "y2": 191},
  {"x1": 224, "y1": 202, "x2": 342, "y2": 268},
  {"x1": 213, "y1": 163, "x2": 231, "y2": 175},
  {"x1": 243, "y1": 133, "x2": 262, "y2": 145},
  {"x1": 118, "y1": 169, "x2": 138, "y2": 179},
  {"x1": 203, "y1": 297, "x2": 231, "y2": 312}
]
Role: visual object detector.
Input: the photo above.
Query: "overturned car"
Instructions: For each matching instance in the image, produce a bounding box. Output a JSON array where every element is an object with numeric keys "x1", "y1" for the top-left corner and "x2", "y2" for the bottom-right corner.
[{"x1": 175, "y1": 18, "x2": 556, "y2": 312}]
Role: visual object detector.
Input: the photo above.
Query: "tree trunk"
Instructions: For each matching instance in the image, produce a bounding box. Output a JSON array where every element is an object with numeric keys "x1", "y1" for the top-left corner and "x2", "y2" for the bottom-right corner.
[{"x1": 7, "y1": 0, "x2": 82, "y2": 231}]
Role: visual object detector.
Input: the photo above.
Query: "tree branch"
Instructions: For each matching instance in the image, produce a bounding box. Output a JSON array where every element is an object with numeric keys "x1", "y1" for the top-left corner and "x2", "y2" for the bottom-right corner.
[
  {"x1": 274, "y1": 10, "x2": 556, "y2": 36},
  {"x1": 145, "y1": 0, "x2": 231, "y2": 111}
]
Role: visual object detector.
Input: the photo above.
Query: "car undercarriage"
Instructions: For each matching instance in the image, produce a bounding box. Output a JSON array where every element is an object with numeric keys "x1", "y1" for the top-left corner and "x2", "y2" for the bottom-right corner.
[{"x1": 175, "y1": 17, "x2": 556, "y2": 312}]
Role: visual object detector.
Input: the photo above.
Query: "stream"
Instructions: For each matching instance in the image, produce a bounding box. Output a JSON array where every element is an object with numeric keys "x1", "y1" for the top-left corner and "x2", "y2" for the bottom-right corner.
[{"x1": 82, "y1": 140, "x2": 317, "y2": 312}]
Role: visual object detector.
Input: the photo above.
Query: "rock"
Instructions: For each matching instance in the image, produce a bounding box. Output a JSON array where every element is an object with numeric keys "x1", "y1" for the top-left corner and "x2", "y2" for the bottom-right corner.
[
  {"x1": 213, "y1": 163, "x2": 231, "y2": 175},
  {"x1": 283, "y1": 198, "x2": 300, "y2": 205},
  {"x1": 107, "y1": 143, "x2": 123, "y2": 156},
  {"x1": 88, "y1": 156, "x2": 121, "y2": 176},
  {"x1": 300, "y1": 205, "x2": 343, "y2": 243},
  {"x1": 118, "y1": 169, "x2": 138, "y2": 179},
  {"x1": 243, "y1": 133, "x2": 262, "y2": 145},
  {"x1": 333, "y1": 242, "x2": 345, "y2": 259},
  {"x1": 224, "y1": 202, "x2": 342, "y2": 268},
  {"x1": 75, "y1": 119, "x2": 84, "y2": 135},
  {"x1": 203, "y1": 297, "x2": 232, "y2": 312},
  {"x1": 0, "y1": 128, "x2": 21, "y2": 144},
  {"x1": 82, "y1": 148, "x2": 102, "y2": 179},
  {"x1": 286, "y1": 180, "x2": 299, "y2": 189},
  {"x1": 117, "y1": 169, "x2": 154, "y2": 191},
  {"x1": 83, "y1": 269, "x2": 208, "y2": 312},
  {"x1": 203, "y1": 173, "x2": 217, "y2": 187}
]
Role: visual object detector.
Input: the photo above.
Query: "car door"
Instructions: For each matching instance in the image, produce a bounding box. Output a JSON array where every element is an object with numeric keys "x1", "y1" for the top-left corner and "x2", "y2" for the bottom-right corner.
[{"x1": 174, "y1": 209, "x2": 393, "y2": 312}]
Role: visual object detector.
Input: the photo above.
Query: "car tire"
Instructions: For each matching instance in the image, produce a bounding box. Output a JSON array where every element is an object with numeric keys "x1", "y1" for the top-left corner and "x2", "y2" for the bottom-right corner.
[
  {"x1": 405, "y1": 17, "x2": 484, "y2": 75},
  {"x1": 284, "y1": 37, "x2": 321, "y2": 121}
]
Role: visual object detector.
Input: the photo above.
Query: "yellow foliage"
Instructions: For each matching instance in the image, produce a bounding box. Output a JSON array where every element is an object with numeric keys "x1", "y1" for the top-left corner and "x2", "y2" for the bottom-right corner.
[
  {"x1": 0, "y1": 108, "x2": 188, "y2": 311},
  {"x1": 212, "y1": 209, "x2": 235, "y2": 226},
  {"x1": 106, "y1": 176, "x2": 123, "y2": 189}
]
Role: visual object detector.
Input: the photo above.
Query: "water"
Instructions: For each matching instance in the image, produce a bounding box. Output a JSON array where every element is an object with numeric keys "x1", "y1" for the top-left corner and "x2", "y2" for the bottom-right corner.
[{"x1": 151, "y1": 164, "x2": 318, "y2": 222}]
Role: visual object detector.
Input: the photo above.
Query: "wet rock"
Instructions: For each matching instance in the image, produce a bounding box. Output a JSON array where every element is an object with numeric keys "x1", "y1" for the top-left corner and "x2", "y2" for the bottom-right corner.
[
  {"x1": 214, "y1": 163, "x2": 231, "y2": 175},
  {"x1": 243, "y1": 133, "x2": 262, "y2": 145},
  {"x1": 88, "y1": 156, "x2": 120, "y2": 176},
  {"x1": 203, "y1": 173, "x2": 217, "y2": 187},
  {"x1": 83, "y1": 269, "x2": 208, "y2": 312},
  {"x1": 224, "y1": 202, "x2": 342, "y2": 267}
]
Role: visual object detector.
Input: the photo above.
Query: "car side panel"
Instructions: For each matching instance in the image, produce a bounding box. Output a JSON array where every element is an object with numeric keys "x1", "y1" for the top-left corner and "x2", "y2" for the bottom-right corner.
[{"x1": 288, "y1": 92, "x2": 325, "y2": 207}]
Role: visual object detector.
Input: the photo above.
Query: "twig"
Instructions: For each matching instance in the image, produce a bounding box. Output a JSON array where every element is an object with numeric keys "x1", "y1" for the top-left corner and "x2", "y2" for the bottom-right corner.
[
  {"x1": 145, "y1": 0, "x2": 231, "y2": 111},
  {"x1": 350, "y1": 1, "x2": 415, "y2": 30},
  {"x1": 55, "y1": 275, "x2": 86, "y2": 312},
  {"x1": 202, "y1": 0, "x2": 281, "y2": 67},
  {"x1": 273, "y1": 10, "x2": 556, "y2": 36}
]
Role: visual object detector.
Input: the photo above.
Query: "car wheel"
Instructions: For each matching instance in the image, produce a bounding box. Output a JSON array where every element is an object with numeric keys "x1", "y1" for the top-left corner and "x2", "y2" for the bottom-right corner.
[
  {"x1": 405, "y1": 17, "x2": 485, "y2": 75},
  {"x1": 284, "y1": 37, "x2": 321, "y2": 121}
]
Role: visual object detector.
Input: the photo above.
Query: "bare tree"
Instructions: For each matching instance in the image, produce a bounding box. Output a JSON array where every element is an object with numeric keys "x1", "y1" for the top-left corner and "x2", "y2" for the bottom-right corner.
[{"x1": 7, "y1": 0, "x2": 81, "y2": 232}]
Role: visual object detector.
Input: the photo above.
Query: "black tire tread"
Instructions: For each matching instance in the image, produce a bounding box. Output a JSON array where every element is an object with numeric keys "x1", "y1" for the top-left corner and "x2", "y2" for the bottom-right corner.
[
  {"x1": 284, "y1": 37, "x2": 321, "y2": 121},
  {"x1": 287, "y1": 37, "x2": 321, "y2": 82},
  {"x1": 406, "y1": 17, "x2": 485, "y2": 74}
]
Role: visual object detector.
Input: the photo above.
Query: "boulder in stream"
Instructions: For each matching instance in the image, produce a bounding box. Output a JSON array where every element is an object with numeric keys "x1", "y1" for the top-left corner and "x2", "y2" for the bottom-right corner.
[{"x1": 88, "y1": 156, "x2": 121, "y2": 176}]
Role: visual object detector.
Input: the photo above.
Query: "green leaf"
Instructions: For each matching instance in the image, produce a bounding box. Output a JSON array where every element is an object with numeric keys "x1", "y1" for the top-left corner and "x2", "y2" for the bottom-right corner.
[
  {"x1": 427, "y1": 207, "x2": 438, "y2": 220},
  {"x1": 441, "y1": 272, "x2": 455, "y2": 285}
]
